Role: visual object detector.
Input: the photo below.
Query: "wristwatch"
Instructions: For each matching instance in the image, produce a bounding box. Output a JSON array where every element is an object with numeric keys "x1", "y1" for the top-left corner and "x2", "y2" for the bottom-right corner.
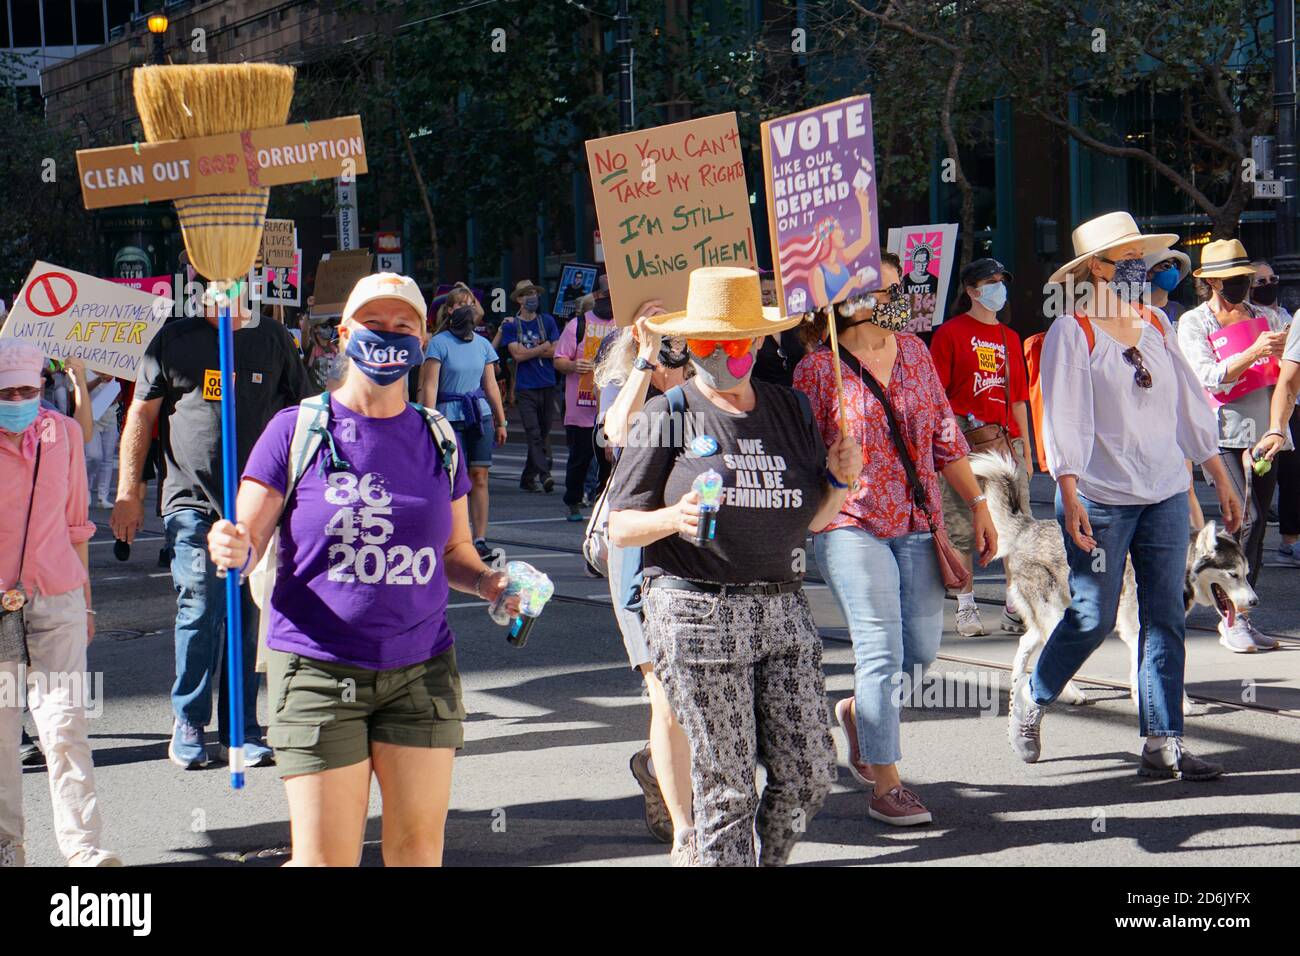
[{"x1": 632, "y1": 356, "x2": 654, "y2": 372}]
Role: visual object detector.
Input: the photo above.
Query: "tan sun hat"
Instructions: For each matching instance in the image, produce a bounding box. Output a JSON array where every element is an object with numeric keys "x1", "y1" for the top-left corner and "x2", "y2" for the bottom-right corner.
[
  {"x1": 342, "y1": 273, "x2": 428, "y2": 324},
  {"x1": 1048, "y1": 212, "x2": 1180, "y2": 284},
  {"x1": 511, "y1": 278, "x2": 546, "y2": 301},
  {"x1": 644, "y1": 267, "x2": 803, "y2": 340},
  {"x1": 1192, "y1": 239, "x2": 1257, "y2": 279}
]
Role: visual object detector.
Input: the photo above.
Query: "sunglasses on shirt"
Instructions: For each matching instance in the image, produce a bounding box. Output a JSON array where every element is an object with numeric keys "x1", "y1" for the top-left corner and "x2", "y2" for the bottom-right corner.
[
  {"x1": 1122, "y1": 346, "x2": 1153, "y2": 389},
  {"x1": 687, "y1": 338, "x2": 754, "y2": 359}
]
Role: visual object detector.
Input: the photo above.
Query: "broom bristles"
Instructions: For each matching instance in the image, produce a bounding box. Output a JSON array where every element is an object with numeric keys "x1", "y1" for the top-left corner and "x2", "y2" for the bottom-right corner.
[{"x1": 134, "y1": 65, "x2": 295, "y2": 284}]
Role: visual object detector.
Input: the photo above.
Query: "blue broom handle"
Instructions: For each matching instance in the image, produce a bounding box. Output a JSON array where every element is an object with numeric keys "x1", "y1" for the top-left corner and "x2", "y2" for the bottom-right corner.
[{"x1": 218, "y1": 303, "x2": 246, "y2": 790}]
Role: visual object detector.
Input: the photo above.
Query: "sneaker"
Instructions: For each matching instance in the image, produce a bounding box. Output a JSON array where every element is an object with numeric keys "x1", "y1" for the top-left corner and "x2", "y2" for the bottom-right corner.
[
  {"x1": 519, "y1": 480, "x2": 540, "y2": 493},
  {"x1": 68, "y1": 848, "x2": 123, "y2": 867},
  {"x1": 19, "y1": 729, "x2": 44, "y2": 767},
  {"x1": 0, "y1": 841, "x2": 23, "y2": 867},
  {"x1": 1138, "y1": 738, "x2": 1223, "y2": 781},
  {"x1": 1278, "y1": 543, "x2": 1300, "y2": 567},
  {"x1": 629, "y1": 745, "x2": 673, "y2": 844},
  {"x1": 1218, "y1": 618, "x2": 1259, "y2": 654},
  {"x1": 670, "y1": 828, "x2": 698, "y2": 867},
  {"x1": 868, "y1": 786, "x2": 933, "y2": 826},
  {"x1": 833, "y1": 697, "x2": 874, "y2": 787},
  {"x1": 1007, "y1": 674, "x2": 1045, "y2": 763},
  {"x1": 96, "y1": 497, "x2": 115, "y2": 510},
  {"x1": 1239, "y1": 616, "x2": 1278, "y2": 650},
  {"x1": 581, "y1": 493, "x2": 593, "y2": 508},
  {"x1": 474, "y1": 539, "x2": 494, "y2": 561},
  {"x1": 956, "y1": 602, "x2": 986, "y2": 637},
  {"x1": 566, "y1": 504, "x2": 584, "y2": 522},
  {"x1": 542, "y1": 476, "x2": 555, "y2": 494},
  {"x1": 217, "y1": 738, "x2": 275, "y2": 768},
  {"x1": 1001, "y1": 607, "x2": 1027, "y2": 634},
  {"x1": 168, "y1": 719, "x2": 209, "y2": 770}
]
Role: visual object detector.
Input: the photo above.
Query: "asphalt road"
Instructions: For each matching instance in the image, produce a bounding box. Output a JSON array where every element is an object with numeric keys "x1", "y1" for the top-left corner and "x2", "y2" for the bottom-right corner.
[{"x1": 16, "y1": 420, "x2": 1300, "y2": 866}]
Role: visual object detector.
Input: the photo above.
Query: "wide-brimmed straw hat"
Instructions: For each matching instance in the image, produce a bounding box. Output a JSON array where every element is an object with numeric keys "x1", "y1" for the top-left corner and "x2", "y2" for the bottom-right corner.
[
  {"x1": 644, "y1": 267, "x2": 803, "y2": 340},
  {"x1": 1143, "y1": 247, "x2": 1192, "y2": 283},
  {"x1": 511, "y1": 278, "x2": 546, "y2": 301},
  {"x1": 1048, "y1": 212, "x2": 1180, "y2": 284},
  {"x1": 1192, "y1": 239, "x2": 1257, "y2": 279}
]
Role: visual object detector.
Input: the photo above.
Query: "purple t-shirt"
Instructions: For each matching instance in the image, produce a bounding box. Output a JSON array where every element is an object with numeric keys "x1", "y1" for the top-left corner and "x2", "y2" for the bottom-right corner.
[{"x1": 243, "y1": 396, "x2": 471, "y2": 669}]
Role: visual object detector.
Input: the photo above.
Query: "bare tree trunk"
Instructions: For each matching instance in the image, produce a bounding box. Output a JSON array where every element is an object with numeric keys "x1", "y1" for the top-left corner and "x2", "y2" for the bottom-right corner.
[{"x1": 1211, "y1": 176, "x2": 1252, "y2": 240}]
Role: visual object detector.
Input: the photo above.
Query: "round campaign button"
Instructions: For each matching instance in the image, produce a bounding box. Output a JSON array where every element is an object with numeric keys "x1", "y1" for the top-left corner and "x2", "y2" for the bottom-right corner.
[
  {"x1": 2, "y1": 589, "x2": 26, "y2": 612},
  {"x1": 691, "y1": 434, "x2": 718, "y2": 457}
]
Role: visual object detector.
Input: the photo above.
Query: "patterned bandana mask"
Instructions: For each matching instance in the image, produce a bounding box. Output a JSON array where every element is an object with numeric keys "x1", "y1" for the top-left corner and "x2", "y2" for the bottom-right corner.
[{"x1": 860, "y1": 284, "x2": 910, "y2": 332}]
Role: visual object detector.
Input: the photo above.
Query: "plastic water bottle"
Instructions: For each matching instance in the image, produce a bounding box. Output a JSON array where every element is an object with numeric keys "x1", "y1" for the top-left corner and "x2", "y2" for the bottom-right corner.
[{"x1": 488, "y1": 561, "x2": 555, "y2": 647}]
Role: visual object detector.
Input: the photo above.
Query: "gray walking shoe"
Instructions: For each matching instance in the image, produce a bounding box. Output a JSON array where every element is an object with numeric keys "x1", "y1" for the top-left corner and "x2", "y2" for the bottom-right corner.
[
  {"x1": 1007, "y1": 674, "x2": 1045, "y2": 763},
  {"x1": 1138, "y1": 738, "x2": 1223, "y2": 781}
]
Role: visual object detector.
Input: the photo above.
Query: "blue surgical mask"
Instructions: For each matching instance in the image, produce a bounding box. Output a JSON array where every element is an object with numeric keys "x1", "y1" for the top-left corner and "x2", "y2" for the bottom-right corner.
[
  {"x1": 974, "y1": 281, "x2": 1007, "y2": 312},
  {"x1": 522, "y1": 296, "x2": 539, "y2": 312},
  {"x1": 0, "y1": 397, "x2": 41, "y2": 434},
  {"x1": 343, "y1": 326, "x2": 424, "y2": 386},
  {"x1": 1152, "y1": 267, "x2": 1181, "y2": 292}
]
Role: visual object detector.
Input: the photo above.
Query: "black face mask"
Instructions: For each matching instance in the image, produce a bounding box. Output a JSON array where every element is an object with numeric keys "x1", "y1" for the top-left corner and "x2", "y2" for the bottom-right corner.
[
  {"x1": 1251, "y1": 283, "x2": 1279, "y2": 306},
  {"x1": 592, "y1": 297, "x2": 614, "y2": 320},
  {"x1": 658, "y1": 338, "x2": 690, "y2": 369},
  {"x1": 1219, "y1": 276, "x2": 1251, "y2": 305},
  {"x1": 448, "y1": 306, "x2": 476, "y2": 341}
]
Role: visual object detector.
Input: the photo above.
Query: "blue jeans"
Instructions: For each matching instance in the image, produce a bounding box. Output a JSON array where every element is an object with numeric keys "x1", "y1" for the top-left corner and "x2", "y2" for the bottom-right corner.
[
  {"x1": 815, "y1": 527, "x2": 945, "y2": 765},
  {"x1": 1030, "y1": 491, "x2": 1189, "y2": 737},
  {"x1": 164, "y1": 509, "x2": 263, "y2": 745}
]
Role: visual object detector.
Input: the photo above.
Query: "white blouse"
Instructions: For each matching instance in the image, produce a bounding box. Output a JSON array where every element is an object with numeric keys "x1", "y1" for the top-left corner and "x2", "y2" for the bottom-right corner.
[{"x1": 1041, "y1": 311, "x2": 1219, "y2": 505}]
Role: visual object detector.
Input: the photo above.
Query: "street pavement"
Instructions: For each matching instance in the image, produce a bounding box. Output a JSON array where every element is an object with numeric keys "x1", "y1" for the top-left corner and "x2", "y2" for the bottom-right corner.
[{"x1": 18, "y1": 418, "x2": 1300, "y2": 866}]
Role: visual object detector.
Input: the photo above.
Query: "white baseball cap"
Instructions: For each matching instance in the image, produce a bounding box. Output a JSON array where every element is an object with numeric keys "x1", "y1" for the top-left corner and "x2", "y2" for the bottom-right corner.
[{"x1": 342, "y1": 273, "x2": 427, "y2": 325}]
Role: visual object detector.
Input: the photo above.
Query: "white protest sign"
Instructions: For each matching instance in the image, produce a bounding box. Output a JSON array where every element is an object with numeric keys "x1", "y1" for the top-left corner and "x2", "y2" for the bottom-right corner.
[{"x1": 0, "y1": 261, "x2": 172, "y2": 377}]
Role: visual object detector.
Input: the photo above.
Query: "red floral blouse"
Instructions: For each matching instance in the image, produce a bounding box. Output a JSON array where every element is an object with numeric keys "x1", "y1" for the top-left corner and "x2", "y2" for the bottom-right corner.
[{"x1": 793, "y1": 335, "x2": 969, "y2": 539}]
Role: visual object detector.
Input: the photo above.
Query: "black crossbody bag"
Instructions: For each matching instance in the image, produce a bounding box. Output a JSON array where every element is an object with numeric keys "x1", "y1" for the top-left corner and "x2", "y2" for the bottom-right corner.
[{"x1": 1, "y1": 442, "x2": 43, "y2": 665}]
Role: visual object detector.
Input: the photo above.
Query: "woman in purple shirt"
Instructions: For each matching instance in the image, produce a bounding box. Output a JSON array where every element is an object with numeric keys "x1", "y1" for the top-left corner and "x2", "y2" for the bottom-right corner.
[{"x1": 207, "y1": 274, "x2": 519, "y2": 866}]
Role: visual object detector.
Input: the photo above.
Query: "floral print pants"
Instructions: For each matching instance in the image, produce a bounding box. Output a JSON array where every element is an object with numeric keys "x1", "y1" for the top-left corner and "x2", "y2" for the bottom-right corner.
[{"x1": 644, "y1": 584, "x2": 837, "y2": 866}]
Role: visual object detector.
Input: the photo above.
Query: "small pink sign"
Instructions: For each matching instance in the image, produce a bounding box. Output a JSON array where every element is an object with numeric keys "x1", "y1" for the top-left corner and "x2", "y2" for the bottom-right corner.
[
  {"x1": 1206, "y1": 316, "x2": 1279, "y2": 406},
  {"x1": 108, "y1": 275, "x2": 173, "y2": 296}
]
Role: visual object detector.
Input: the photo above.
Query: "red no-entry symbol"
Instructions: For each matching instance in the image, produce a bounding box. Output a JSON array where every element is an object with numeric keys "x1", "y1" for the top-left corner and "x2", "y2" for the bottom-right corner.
[{"x1": 25, "y1": 272, "x2": 78, "y2": 317}]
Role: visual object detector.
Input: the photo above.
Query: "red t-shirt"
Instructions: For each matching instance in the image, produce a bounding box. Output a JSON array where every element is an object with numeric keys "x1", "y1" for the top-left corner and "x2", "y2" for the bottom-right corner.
[{"x1": 928, "y1": 312, "x2": 1029, "y2": 436}]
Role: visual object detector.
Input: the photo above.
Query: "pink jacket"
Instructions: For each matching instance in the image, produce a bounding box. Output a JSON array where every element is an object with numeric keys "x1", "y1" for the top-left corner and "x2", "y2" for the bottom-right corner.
[{"x1": 0, "y1": 408, "x2": 96, "y2": 598}]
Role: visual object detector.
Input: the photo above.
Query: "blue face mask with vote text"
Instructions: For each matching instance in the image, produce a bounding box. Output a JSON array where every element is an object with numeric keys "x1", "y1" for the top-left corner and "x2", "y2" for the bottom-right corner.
[{"x1": 344, "y1": 327, "x2": 424, "y2": 386}]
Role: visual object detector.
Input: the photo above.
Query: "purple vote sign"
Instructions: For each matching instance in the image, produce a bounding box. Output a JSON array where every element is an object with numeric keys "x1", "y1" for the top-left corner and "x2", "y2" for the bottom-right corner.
[{"x1": 761, "y1": 95, "x2": 882, "y2": 316}]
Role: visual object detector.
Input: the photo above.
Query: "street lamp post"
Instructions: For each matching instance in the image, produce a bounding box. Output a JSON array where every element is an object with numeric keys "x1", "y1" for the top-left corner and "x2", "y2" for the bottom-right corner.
[
  {"x1": 147, "y1": 13, "x2": 169, "y2": 66},
  {"x1": 1273, "y1": 0, "x2": 1300, "y2": 312},
  {"x1": 615, "y1": 0, "x2": 632, "y2": 132}
]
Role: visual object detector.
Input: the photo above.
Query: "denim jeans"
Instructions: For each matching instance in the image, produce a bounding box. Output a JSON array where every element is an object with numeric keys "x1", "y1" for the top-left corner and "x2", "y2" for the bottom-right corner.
[
  {"x1": 1030, "y1": 490, "x2": 1189, "y2": 737},
  {"x1": 815, "y1": 527, "x2": 945, "y2": 765},
  {"x1": 164, "y1": 508, "x2": 262, "y2": 745}
]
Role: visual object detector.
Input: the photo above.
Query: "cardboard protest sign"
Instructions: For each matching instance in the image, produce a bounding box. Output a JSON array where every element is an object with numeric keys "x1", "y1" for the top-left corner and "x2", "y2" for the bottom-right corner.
[
  {"x1": 585, "y1": 112, "x2": 755, "y2": 326},
  {"x1": 262, "y1": 250, "x2": 302, "y2": 307},
  {"x1": 1207, "y1": 317, "x2": 1280, "y2": 406},
  {"x1": 262, "y1": 219, "x2": 296, "y2": 268},
  {"x1": 886, "y1": 223, "x2": 959, "y2": 333},
  {"x1": 761, "y1": 95, "x2": 882, "y2": 316},
  {"x1": 310, "y1": 250, "x2": 373, "y2": 317},
  {"x1": 553, "y1": 262, "x2": 600, "y2": 320},
  {"x1": 76, "y1": 115, "x2": 367, "y2": 210},
  {"x1": 0, "y1": 262, "x2": 172, "y2": 377}
]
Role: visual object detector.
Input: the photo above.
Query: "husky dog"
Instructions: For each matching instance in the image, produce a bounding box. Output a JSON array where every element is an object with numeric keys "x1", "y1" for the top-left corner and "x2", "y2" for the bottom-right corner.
[{"x1": 968, "y1": 452, "x2": 1259, "y2": 715}]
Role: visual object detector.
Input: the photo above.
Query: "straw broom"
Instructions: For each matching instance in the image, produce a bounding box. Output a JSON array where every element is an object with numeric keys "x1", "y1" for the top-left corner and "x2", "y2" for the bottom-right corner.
[{"x1": 135, "y1": 63, "x2": 295, "y2": 790}]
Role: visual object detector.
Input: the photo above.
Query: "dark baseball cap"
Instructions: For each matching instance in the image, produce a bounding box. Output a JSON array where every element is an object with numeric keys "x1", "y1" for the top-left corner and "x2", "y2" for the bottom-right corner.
[{"x1": 960, "y1": 257, "x2": 1013, "y2": 287}]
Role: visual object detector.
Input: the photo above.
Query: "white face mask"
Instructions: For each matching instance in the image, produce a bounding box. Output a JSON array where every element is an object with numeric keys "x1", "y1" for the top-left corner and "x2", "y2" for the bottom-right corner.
[{"x1": 974, "y1": 281, "x2": 1007, "y2": 312}]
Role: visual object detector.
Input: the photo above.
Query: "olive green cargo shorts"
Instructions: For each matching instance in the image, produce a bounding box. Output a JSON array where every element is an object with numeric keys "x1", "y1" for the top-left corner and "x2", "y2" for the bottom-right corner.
[{"x1": 266, "y1": 646, "x2": 466, "y2": 778}]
